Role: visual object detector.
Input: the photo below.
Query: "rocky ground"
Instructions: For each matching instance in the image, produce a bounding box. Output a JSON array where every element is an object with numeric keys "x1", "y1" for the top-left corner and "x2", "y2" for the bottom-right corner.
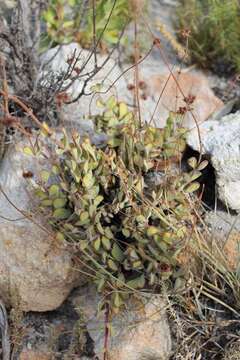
[{"x1": 1, "y1": 0, "x2": 240, "y2": 359}]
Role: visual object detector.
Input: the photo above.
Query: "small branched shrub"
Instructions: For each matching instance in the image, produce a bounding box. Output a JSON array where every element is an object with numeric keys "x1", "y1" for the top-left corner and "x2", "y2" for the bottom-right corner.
[
  {"x1": 42, "y1": 0, "x2": 131, "y2": 49},
  {"x1": 177, "y1": 0, "x2": 240, "y2": 74},
  {"x1": 25, "y1": 96, "x2": 207, "y2": 312}
]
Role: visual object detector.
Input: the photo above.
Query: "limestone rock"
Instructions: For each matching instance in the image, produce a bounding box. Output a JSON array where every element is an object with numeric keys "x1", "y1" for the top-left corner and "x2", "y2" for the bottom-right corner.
[
  {"x1": 41, "y1": 43, "x2": 223, "y2": 133},
  {"x1": 40, "y1": 43, "x2": 129, "y2": 134},
  {"x1": 205, "y1": 210, "x2": 240, "y2": 271},
  {"x1": 74, "y1": 285, "x2": 172, "y2": 360},
  {"x1": 187, "y1": 111, "x2": 240, "y2": 211},
  {"x1": 0, "y1": 140, "x2": 82, "y2": 312},
  {"x1": 41, "y1": 42, "x2": 158, "y2": 132},
  {"x1": 205, "y1": 210, "x2": 240, "y2": 235},
  {"x1": 143, "y1": 71, "x2": 224, "y2": 128}
]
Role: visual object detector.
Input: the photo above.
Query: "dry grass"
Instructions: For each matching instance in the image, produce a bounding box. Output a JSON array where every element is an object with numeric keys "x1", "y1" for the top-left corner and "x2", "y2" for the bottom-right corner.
[{"x1": 166, "y1": 212, "x2": 240, "y2": 360}]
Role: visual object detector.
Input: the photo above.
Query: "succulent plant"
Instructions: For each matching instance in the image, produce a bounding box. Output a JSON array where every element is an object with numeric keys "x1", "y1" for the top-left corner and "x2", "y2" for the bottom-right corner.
[
  {"x1": 41, "y1": 0, "x2": 131, "y2": 49},
  {"x1": 25, "y1": 95, "x2": 207, "y2": 312}
]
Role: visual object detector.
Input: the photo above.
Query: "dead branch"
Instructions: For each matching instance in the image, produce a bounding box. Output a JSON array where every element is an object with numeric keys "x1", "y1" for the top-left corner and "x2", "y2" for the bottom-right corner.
[{"x1": 0, "y1": 0, "x2": 129, "y2": 128}]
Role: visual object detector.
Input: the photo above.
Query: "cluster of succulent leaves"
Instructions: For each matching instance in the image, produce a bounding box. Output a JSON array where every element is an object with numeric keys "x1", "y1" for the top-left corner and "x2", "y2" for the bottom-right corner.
[
  {"x1": 41, "y1": 0, "x2": 130, "y2": 50},
  {"x1": 27, "y1": 95, "x2": 207, "y2": 312},
  {"x1": 177, "y1": 0, "x2": 240, "y2": 74}
]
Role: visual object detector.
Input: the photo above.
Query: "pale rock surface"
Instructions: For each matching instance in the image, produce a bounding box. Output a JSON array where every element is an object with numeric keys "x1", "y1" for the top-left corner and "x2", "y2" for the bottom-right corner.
[
  {"x1": 0, "y1": 140, "x2": 82, "y2": 312},
  {"x1": 205, "y1": 210, "x2": 240, "y2": 234},
  {"x1": 40, "y1": 42, "x2": 129, "y2": 135},
  {"x1": 187, "y1": 111, "x2": 240, "y2": 211},
  {"x1": 205, "y1": 210, "x2": 240, "y2": 271},
  {"x1": 74, "y1": 285, "x2": 172, "y2": 360},
  {"x1": 142, "y1": 71, "x2": 224, "y2": 128},
  {"x1": 41, "y1": 43, "x2": 223, "y2": 133}
]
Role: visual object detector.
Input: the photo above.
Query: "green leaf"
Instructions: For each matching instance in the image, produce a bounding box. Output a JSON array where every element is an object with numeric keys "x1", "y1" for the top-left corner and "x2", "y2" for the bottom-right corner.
[
  {"x1": 190, "y1": 170, "x2": 202, "y2": 181},
  {"x1": 89, "y1": 205, "x2": 96, "y2": 217},
  {"x1": 60, "y1": 182, "x2": 68, "y2": 192},
  {"x1": 23, "y1": 146, "x2": 34, "y2": 156},
  {"x1": 41, "y1": 122, "x2": 51, "y2": 137},
  {"x1": 41, "y1": 199, "x2": 53, "y2": 207},
  {"x1": 163, "y1": 232, "x2": 173, "y2": 244},
  {"x1": 113, "y1": 292, "x2": 123, "y2": 308},
  {"x1": 126, "y1": 274, "x2": 145, "y2": 289},
  {"x1": 82, "y1": 140, "x2": 96, "y2": 161},
  {"x1": 135, "y1": 178, "x2": 144, "y2": 193},
  {"x1": 52, "y1": 165, "x2": 60, "y2": 175},
  {"x1": 96, "y1": 222, "x2": 105, "y2": 235},
  {"x1": 197, "y1": 160, "x2": 208, "y2": 171},
  {"x1": 71, "y1": 147, "x2": 78, "y2": 160},
  {"x1": 71, "y1": 160, "x2": 77, "y2": 171},
  {"x1": 111, "y1": 243, "x2": 124, "y2": 262},
  {"x1": 35, "y1": 189, "x2": 47, "y2": 200},
  {"x1": 53, "y1": 208, "x2": 71, "y2": 220},
  {"x1": 62, "y1": 20, "x2": 74, "y2": 29},
  {"x1": 185, "y1": 182, "x2": 200, "y2": 193},
  {"x1": 107, "y1": 137, "x2": 121, "y2": 148},
  {"x1": 147, "y1": 226, "x2": 159, "y2": 237},
  {"x1": 105, "y1": 227, "x2": 113, "y2": 239},
  {"x1": 106, "y1": 95, "x2": 117, "y2": 109},
  {"x1": 53, "y1": 198, "x2": 67, "y2": 209},
  {"x1": 49, "y1": 184, "x2": 60, "y2": 197},
  {"x1": 122, "y1": 228, "x2": 130, "y2": 238},
  {"x1": 80, "y1": 211, "x2": 89, "y2": 222},
  {"x1": 108, "y1": 118, "x2": 119, "y2": 127},
  {"x1": 94, "y1": 237, "x2": 101, "y2": 251},
  {"x1": 68, "y1": 0, "x2": 77, "y2": 6},
  {"x1": 119, "y1": 102, "x2": 128, "y2": 118},
  {"x1": 83, "y1": 161, "x2": 89, "y2": 174},
  {"x1": 136, "y1": 215, "x2": 146, "y2": 224},
  {"x1": 43, "y1": 8, "x2": 56, "y2": 25},
  {"x1": 94, "y1": 195, "x2": 104, "y2": 207},
  {"x1": 132, "y1": 260, "x2": 143, "y2": 269},
  {"x1": 108, "y1": 259, "x2": 118, "y2": 271},
  {"x1": 80, "y1": 240, "x2": 88, "y2": 251},
  {"x1": 102, "y1": 236, "x2": 111, "y2": 250},
  {"x1": 188, "y1": 157, "x2": 197, "y2": 169},
  {"x1": 82, "y1": 172, "x2": 95, "y2": 189},
  {"x1": 103, "y1": 30, "x2": 119, "y2": 44}
]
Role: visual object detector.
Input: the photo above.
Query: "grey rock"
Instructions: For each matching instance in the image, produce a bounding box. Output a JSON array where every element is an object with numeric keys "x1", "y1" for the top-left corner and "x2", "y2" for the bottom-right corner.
[
  {"x1": 41, "y1": 42, "x2": 223, "y2": 133},
  {"x1": 205, "y1": 210, "x2": 240, "y2": 236},
  {"x1": 187, "y1": 111, "x2": 240, "y2": 211},
  {"x1": 74, "y1": 285, "x2": 172, "y2": 360},
  {"x1": 210, "y1": 99, "x2": 236, "y2": 121},
  {"x1": 40, "y1": 43, "x2": 129, "y2": 134},
  {"x1": 0, "y1": 139, "x2": 82, "y2": 312}
]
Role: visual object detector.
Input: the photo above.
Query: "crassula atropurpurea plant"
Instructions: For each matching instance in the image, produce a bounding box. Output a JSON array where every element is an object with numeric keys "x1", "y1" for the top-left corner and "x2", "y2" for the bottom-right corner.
[{"x1": 24, "y1": 95, "x2": 207, "y2": 312}]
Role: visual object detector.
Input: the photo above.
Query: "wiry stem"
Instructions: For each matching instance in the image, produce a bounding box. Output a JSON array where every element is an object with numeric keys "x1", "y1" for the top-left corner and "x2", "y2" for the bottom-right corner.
[{"x1": 103, "y1": 302, "x2": 110, "y2": 360}]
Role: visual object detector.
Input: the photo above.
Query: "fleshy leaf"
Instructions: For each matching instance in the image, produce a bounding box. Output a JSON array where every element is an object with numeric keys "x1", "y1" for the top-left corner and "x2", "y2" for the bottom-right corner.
[{"x1": 53, "y1": 208, "x2": 71, "y2": 220}]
